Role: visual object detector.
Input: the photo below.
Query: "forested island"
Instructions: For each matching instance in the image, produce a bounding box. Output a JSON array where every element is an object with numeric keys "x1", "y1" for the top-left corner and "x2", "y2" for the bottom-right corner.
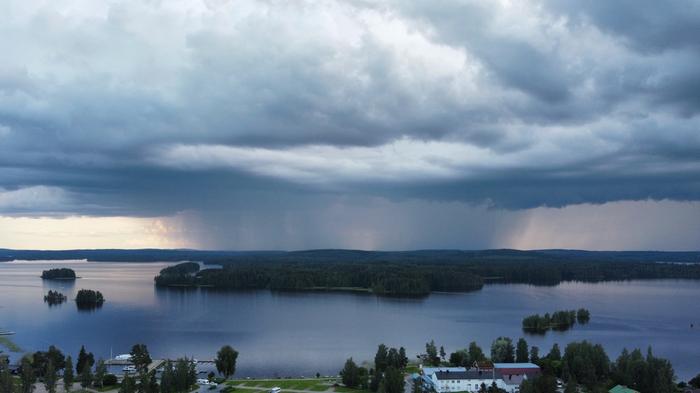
[
  {"x1": 154, "y1": 262, "x2": 483, "y2": 296},
  {"x1": 522, "y1": 309, "x2": 590, "y2": 333},
  {"x1": 75, "y1": 289, "x2": 105, "y2": 309},
  {"x1": 44, "y1": 290, "x2": 68, "y2": 306},
  {"x1": 41, "y1": 268, "x2": 76, "y2": 280},
  {"x1": 153, "y1": 248, "x2": 700, "y2": 296}
]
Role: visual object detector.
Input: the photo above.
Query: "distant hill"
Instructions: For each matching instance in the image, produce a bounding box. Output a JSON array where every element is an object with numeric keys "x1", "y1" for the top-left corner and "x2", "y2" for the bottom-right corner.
[{"x1": 1, "y1": 248, "x2": 699, "y2": 264}]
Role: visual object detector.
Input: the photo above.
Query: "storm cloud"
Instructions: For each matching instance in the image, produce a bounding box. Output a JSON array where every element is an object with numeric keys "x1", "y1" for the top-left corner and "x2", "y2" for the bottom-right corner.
[{"x1": 0, "y1": 0, "x2": 699, "y2": 249}]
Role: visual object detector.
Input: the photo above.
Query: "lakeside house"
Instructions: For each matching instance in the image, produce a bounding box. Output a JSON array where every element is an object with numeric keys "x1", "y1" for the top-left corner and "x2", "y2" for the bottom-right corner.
[{"x1": 421, "y1": 363, "x2": 541, "y2": 393}]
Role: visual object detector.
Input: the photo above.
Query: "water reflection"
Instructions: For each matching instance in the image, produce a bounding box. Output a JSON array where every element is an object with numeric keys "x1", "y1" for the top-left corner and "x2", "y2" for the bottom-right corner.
[{"x1": 1, "y1": 260, "x2": 700, "y2": 381}]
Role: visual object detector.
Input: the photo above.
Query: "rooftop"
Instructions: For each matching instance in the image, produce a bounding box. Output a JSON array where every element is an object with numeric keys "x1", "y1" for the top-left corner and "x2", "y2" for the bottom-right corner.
[
  {"x1": 609, "y1": 385, "x2": 640, "y2": 393},
  {"x1": 434, "y1": 370, "x2": 495, "y2": 381}
]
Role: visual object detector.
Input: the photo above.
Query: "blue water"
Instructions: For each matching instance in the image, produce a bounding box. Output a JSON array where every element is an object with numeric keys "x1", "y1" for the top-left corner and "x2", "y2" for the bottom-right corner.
[{"x1": 1, "y1": 260, "x2": 699, "y2": 380}]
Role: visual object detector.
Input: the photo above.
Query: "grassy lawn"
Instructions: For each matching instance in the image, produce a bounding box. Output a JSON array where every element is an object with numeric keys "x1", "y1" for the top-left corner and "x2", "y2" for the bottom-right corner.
[
  {"x1": 96, "y1": 385, "x2": 120, "y2": 392},
  {"x1": 228, "y1": 378, "x2": 339, "y2": 392}
]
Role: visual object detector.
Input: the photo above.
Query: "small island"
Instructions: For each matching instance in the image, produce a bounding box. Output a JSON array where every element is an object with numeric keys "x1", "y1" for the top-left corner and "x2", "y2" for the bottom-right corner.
[
  {"x1": 75, "y1": 289, "x2": 105, "y2": 309},
  {"x1": 41, "y1": 268, "x2": 77, "y2": 280},
  {"x1": 43, "y1": 290, "x2": 68, "y2": 306},
  {"x1": 522, "y1": 308, "x2": 590, "y2": 333}
]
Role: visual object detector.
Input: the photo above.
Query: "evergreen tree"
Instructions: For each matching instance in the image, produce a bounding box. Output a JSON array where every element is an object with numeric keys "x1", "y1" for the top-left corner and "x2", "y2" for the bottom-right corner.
[
  {"x1": 439, "y1": 346, "x2": 446, "y2": 361},
  {"x1": 425, "y1": 341, "x2": 439, "y2": 366},
  {"x1": 160, "y1": 361, "x2": 174, "y2": 393},
  {"x1": 63, "y1": 356, "x2": 74, "y2": 393},
  {"x1": 215, "y1": 345, "x2": 239, "y2": 380},
  {"x1": 341, "y1": 358, "x2": 360, "y2": 388},
  {"x1": 529, "y1": 347, "x2": 540, "y2": 364},
  {"x1": 120, "y1": 375, "x2": 136, "y2": 393},
  {"x1": 20, "y1": 357, "x2": 35, "y2": 393},
  {"x1": 130, "y1": 344, "x2": 152, "y2": 374},
  {"x1": 383, "y1": 367, "x2": 403, "y2": 393},
  {"x1": 44, "y1": 361, "x2": 57, "y2": 393},
  {"x1": 399, "y1": 347, "x2": 409, "y2": 369},
  {"x1": 1, "y1": 361, "x2": 15, "y2": 393},
  {"x1": 76, "y1": 346, "x2": 94, "y2": 375},
  {"x1": 369, "y1": 369, "x2": 382, "y2": 393},
  {"x1": 94, "y1": 359, "x2": 107, "y2": 389},
  {"x1": 564, "y1": 377, "x2": 577, "y2": 393},
  {"x1": 516, "y1": 339, "x2": 529, "y2": 363},
  {"x1": 375, "y1": 345, "x2": 389, "y2": 373},
  {"x1": 547, "y1": 344, "x2": 561, "y2": 361},
  {"x1": 80, "y1": 363, "x2": 93, "y2": 389}
]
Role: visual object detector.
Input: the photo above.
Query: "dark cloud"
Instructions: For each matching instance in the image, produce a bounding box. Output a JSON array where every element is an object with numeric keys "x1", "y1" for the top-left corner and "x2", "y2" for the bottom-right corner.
[{"x1": 0, "y1": 0, "x2": 699, "y2": 249}]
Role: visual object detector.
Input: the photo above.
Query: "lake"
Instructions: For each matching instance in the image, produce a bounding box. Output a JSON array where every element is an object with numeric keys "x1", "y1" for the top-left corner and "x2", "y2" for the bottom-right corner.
[{"x1": 1, "y1": 260, "x2": 699, "y2": 380}]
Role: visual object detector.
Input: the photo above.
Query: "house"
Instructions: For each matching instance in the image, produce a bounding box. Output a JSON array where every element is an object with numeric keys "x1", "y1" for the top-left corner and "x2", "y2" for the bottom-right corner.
[
  {"x1": 609, "y1": 385, "x2": 640, "y2": 393},
  {"x1": 421, "y1": 363, "x2": 541, "y2": 393},
  {"x1": 430, "y1": 370, "x2": 500, "y2": 393}
]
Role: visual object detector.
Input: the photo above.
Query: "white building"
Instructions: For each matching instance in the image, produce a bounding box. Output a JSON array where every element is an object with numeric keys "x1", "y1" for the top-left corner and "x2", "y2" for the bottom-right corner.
[{"x1": 422, "y1": 363, "x2": 541, "y2": 393}]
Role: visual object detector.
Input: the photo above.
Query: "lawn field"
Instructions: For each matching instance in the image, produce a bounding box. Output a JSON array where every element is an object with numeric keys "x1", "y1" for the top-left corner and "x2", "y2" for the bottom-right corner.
[{"x1": 226, "y1": 378, "x2": 371, "y2": 393}]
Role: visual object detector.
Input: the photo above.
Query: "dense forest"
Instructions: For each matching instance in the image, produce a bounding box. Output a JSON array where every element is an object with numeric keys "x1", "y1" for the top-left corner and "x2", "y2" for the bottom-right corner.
[
  {"x1": 75, "y1": 289, "x2": 105, "y2": 309},
  {"x1": 154, "y1": 262, "x2": 484, "y2": 296},
  {"x1": 153, "y1": 249, "x2": 700, "y2": 296},
  {"x1": 522, "y1": 309, "x2": 590, "y2": 333},
  {"x1": 40, "y1": 268, "x2": 76, "y2": 280}
]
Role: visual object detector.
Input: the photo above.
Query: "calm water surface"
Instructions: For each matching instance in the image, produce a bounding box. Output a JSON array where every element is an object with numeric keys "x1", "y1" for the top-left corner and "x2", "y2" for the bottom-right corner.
[{"x1": 1, "y1": 260, "x2": 699, "y2": 380}]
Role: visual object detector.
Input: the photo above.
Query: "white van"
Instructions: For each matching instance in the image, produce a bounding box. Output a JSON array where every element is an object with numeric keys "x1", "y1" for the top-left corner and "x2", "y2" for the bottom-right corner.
[{"x1": 270, "y1": 387, "x2": 281, "y2": 393}]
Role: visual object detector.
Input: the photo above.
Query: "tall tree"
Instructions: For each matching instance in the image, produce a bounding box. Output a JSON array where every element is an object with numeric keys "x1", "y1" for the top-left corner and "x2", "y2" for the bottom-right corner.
[
  {"x1": 341, "y1": 358, "x2": 360, "y2": 388},
  {"x1": 399, "y1": 347, "x2": 408, "y2": 369},
  {"x1": 215, "y1": 345, "x2": 239, "y2": 380},
  {"x1": 468, "y1": 342, "x2": 486, "y2": 363},
  {"x1": 1, "y1": 361, "x2": 15, "y2": 393},
  {"x1": 383, "y1": 367, "x2": 403, "y2": 393},
  {"x1": 369, "y1": 369, "x2": 382, "y2": 393},
  {"x1": 44, "y1": 361, "x2": 58, "y2": 393},
  {"x1": 63, "y1": 356, "x2": 74, "y2": 393},
  {"x1": 439, "y1": 346, "x2": 446, "y2": 361},
  {"x1": 547, "y1": 344, "x2": 561, "y2": 361},
  {"x1": 119, "y1": 375, "x2": 136, "y2": 393},
  {"x1": 94, "y1": 359, "x2": 107, "y2": 389},
  {"x1": 76, "y1": 346, "x2": 94, "y2": 375},
  {"x1": 425, "y1": 341, "x2": 439, "y2": 366},
  {"x1": 20, "y1": 357, "x2": 35, "y2": 393},
  {"x1": 516, "y1": 338, "x2": 529, "y2": 363},
  {"x1": 160, "y1": 361, "x2": 174, "y2": 393},
  {"x1": 79, "y1": 363, "x2": 93, "y2": 389},
  {"x1": 375, "y1": 345, "x2": 389, "y2": 373},
  {"x1": 529, "y1": 347, "x2": 540, "y2": 364},
  {"x1": 490, "y1": 337, "x2": 515, "y2": 363},
  {"x1": 130, "y1": 344, "x2": 152, "y2": 374}
]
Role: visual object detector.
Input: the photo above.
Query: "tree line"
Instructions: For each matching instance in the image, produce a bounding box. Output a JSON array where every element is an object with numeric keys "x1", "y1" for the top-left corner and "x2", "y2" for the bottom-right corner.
[
  {"x1": 154, "y1": 255, "x2": 700, "y2": 297},
  {"x1": 522, "y1": 308, "x2": 590, "y2": 333},
  {"x1": 420, "y1": 336, "x2": 678, "y2": 393},
  {"x1": 155, "y1": 262, "x2": 484, "y2": 296},
  {"x1": 0, "y1": 343, "x2": 239, "y2": 393},
  {"x1": 340, "y1": 344, "x2": 409, "y2": 393}
]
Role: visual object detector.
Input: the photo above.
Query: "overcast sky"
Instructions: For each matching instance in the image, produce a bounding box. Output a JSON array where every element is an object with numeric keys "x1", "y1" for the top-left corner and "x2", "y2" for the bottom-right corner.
[{"x1": 1, "y1": 0, "x2": 699, "y2": 250}]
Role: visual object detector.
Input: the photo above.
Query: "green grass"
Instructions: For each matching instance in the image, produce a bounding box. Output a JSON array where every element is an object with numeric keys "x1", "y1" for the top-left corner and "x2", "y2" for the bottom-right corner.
[{"x1": 228, "y1": 378, "x2": 337, "y2": 392}]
